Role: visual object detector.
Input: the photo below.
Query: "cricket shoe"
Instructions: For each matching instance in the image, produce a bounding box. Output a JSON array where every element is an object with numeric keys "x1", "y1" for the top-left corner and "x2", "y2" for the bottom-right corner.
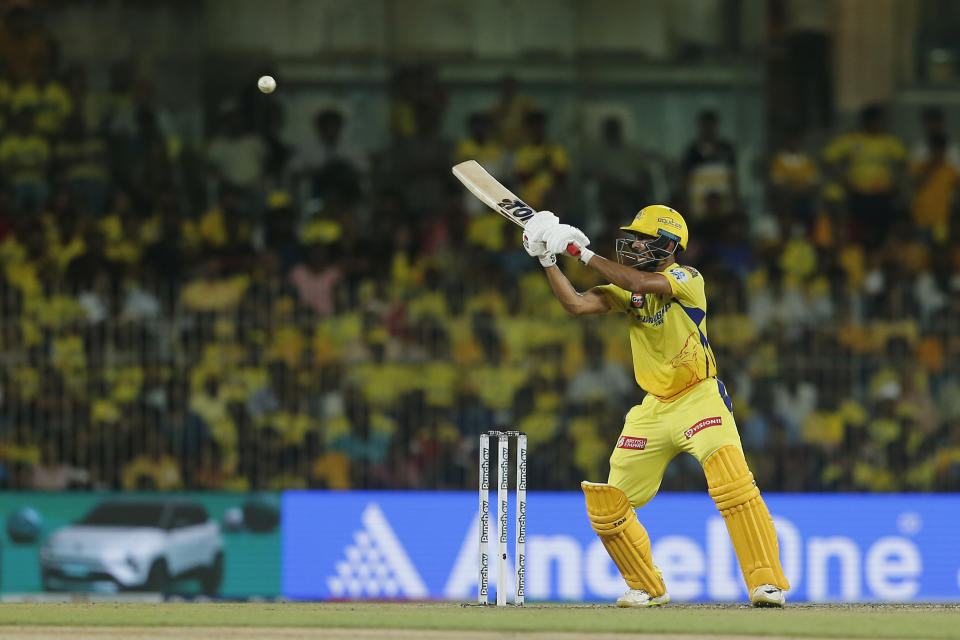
[
  {"x1": 616, "y1": 589, "x2": 670, "y2": 608},
  {"x1": 751, "y1": 584, "x2": 785, "y2": 608}
]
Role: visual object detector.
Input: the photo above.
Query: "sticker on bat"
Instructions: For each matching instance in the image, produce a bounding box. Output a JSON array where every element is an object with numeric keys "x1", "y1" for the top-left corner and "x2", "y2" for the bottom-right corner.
[{"x1": 498, "y1": 198, "x2": 536, "y2": 221}]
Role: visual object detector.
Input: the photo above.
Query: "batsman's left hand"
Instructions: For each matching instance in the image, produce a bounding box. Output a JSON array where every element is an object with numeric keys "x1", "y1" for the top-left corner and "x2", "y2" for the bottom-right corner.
[
  {"x1": 544, "y1": 224, "x2": 590, "y2": 257},
  {"x1": 522, "y1": 210, "x2": 559, "y2": 245},
  {"x1": 522, "y1": 229, "x2": 556, "y2": 267}
]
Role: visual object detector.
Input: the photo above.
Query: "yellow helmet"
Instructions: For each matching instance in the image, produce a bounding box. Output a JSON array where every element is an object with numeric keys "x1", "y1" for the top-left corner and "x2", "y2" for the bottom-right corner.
[{"x1": 619, "y1": 204, "x2": 689, "y2": 251}]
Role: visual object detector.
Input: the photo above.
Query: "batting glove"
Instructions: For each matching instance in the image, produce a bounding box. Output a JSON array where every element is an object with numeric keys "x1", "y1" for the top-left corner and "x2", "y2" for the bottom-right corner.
[
  {"x1": 522, "y1": 210, "x2": 560, "y2": 245},
  {"x1": 543, "y1": 224, "x2": 590, "y2": 257},
  {"x1": 522, "y1": 230, "x2": 557, "y2": 267}
]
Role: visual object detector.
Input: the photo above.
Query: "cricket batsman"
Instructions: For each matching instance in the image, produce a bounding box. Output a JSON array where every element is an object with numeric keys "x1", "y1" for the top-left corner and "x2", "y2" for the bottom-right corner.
[{"x1": 522, "y1": 205, "x2": 790, "y2": 607}]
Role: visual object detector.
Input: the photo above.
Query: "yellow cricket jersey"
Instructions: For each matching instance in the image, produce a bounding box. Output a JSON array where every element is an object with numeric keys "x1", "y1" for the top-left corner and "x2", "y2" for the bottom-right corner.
[
  {"x1": 455, "y1": 137, "x2": 504, "y2": 167},
  {"x1": 770, "y1": 150, "x2": 818, "y2": 189},
  {"x1": 0, "y1": 133, "x2": 50, "y2": 181},
  {"x1": 514, "y1": 142, "x2": 569, "y2": 208},
  {"x1": 598, "y1": 265, "x2": 717, "y2": 401},
  {"x1": 822, "y1": 132, "x2": 906, "y2": 194}
]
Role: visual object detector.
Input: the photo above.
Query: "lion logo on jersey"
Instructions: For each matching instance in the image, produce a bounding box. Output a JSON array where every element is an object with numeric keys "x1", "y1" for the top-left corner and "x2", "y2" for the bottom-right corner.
[{"x1": 670, "y1": 332, "x2": 703, "y2": 386}]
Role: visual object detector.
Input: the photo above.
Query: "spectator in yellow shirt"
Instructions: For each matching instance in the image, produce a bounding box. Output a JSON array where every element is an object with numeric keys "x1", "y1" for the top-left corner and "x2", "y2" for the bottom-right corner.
[
  {"x1": 513, "y1": 110, "x2": 569, "y2": 210},
  {"x1": 682, "y1": 110, "x2": 738, "y2": 223},
  {"x1": 0, "y1": 109, "x2": 49, "y2": 211},
  {"x1": 490, "y1": 75, "x2": 539, "y2": 150},
  {"x1": 305, "y1": 431, "x2": 350, "y2": 489},
  {"x1": 181, "y1": 259, "x2": 250, "y2": 312},
  {"x1": 54, "y1": 110, "x2": 110, "y2": 214},
  {"x1": 22, "y1": 59, "x2": 72, "y2": 135},
  {"x1": 456, "y1": 112, "x2": 505, "y2": 169},
  {"x1": 455, "y1": 112, "x2": 508, "y2": 215},
  {"x1": 911, "y1": 132, "x2": 957, "y2": 243},
  {"x1": 122, "y1": 431, "x2": 183, "y2": 491},
  {"x1": 823, "y1": 104, "x2": 906, "y2": 247},
  {"x1": 910, "y1": 106, "x2": 960, "y2": 170},
  {"x1": 769, "y1": 125, "x2": 819, "y2": 230}
]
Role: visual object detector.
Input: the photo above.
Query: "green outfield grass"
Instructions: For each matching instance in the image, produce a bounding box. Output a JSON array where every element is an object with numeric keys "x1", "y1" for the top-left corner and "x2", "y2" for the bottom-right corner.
[{"x1": 0, "y1": 602, "x2": 956, "y2": 638}]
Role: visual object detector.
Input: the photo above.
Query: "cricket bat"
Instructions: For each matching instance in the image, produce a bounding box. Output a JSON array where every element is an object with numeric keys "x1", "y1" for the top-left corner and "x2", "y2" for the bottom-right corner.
[{"x1": 451, "y1": 160, "x2": 581, "y2": 257}]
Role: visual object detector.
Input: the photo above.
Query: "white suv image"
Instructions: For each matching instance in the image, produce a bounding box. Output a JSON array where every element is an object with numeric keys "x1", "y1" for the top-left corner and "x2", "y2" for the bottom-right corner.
[{"x1": 40, "y1": 499, "x2": 224, "y2": 594}]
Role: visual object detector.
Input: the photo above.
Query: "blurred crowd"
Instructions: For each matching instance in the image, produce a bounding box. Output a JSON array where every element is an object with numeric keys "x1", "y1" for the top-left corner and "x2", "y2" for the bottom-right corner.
[{"x1": 0, "y1": 6, "x2": 959, "y2": 494}]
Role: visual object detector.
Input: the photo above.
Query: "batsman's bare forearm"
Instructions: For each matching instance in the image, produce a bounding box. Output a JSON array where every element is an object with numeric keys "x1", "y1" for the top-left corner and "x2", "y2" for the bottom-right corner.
[
  {"x1": 543, "y1": 265, "x2": 609, "y2": 315},
  {"x1": 584, "y1": 255, "x2": 672, "y2": 296}
]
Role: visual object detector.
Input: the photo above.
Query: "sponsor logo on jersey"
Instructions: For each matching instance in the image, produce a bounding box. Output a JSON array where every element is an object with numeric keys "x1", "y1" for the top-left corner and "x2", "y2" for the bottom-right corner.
[
  {"x1": 657, "y1": 217, "x2": 682, "y2": 230},
  {"x1": 630, "y1": 293, "x2": 645, "y2": 309},
  {"x1": 616, "y1": 436, "x2": 647, "y2": 450},
  {"x1": 681, "y1": 266, "x2": 700, "y2": 279},
  {"x1": 684, "y1": 416, "x2": 722, "y2": 439},
  {"x1": 668, "y1": 268, "x2": 689, "y2": 282},
  {"x1": 636, "y1": 303, "x2": 670, "y2": 326}
]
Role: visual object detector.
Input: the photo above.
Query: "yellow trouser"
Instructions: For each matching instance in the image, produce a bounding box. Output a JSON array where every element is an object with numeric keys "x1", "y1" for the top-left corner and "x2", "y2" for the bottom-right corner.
[{"x1": 609, "y1": 377, "x2": 740, "y2": 507}]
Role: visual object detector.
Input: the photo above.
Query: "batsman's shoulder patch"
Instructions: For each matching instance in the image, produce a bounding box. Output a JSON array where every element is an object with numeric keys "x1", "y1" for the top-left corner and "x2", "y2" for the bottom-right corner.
[
  {"x1": 684, "y1": 416, "x2": 722, "y2": 439},
  {"x1": 616, "y1": 436, "x2": 647, "y2": 450},
  {"x1": 630, "y1": 292, "x2": 645, "y2": 309},
  {"x1": 681, "y1": 266, "x2": 700, "y2": 279},
  {"x1": 667, "y1": 267, "x2": 689, "y2": 282}
]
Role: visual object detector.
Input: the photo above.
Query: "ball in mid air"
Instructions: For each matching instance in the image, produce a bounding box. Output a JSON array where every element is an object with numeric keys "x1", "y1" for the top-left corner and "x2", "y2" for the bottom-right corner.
[{"x1": 257, "y1": 75, "x2": 276, "y2": 94}]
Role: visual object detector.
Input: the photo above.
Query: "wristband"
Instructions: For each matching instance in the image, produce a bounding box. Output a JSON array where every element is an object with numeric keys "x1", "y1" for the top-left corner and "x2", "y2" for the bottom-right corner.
[
  {"x1": 539, "y1": 253, "x2": 557, "y2": 267},
  {"x1": 577, "y1": 247, "x2": 596, "y2": 265}
]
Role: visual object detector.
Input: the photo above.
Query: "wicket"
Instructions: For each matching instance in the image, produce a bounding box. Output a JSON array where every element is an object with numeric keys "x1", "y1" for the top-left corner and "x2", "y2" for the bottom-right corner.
[{"x1": 478, "y1": 430, "x2": 526, "y2": 606}]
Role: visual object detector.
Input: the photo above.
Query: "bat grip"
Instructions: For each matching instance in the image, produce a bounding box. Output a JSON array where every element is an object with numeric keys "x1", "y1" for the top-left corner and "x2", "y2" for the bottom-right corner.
[{"x1": 566, "y1": 243, "x2": 581, "y2": 257}]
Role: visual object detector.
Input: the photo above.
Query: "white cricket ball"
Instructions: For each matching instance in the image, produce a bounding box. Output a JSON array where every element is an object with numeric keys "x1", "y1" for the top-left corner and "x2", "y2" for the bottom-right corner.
[{"x1": 257, "y1": 75, "x2": 276, "y2": 94}]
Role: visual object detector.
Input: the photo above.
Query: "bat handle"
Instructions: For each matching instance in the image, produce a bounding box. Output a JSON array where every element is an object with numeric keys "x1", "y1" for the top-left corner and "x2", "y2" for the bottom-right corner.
[{"x1": 566, "y1": 243, "x2": 581, "y2": 257}]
